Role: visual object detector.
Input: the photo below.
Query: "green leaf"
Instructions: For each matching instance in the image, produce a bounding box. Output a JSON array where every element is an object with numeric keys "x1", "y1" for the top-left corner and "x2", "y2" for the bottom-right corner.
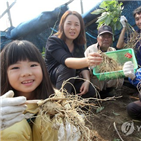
[
  {"x1": 92, "y1": 0, "x2": 123, "y2": 34},
  {"x1": 91, "y1": 9, "x2": 105, "y2": 15},
  {"x1": 96, "y1": 12, "x2": 108, "y2": 23},
  {"x1": 116, "y1": 21, "x2": 122, "y2": 30},
  {"x1": 96, "y1": 106, "x2": 104, "y2": 113},
  {"x1": 113, "y1": 18, "x2": 118, "y2": 22},
  {"x1": 97, "y1": 21, "x2": 105, "y2": 28},
  {"x1": 114, "y1": 23, "x2": 117, "y2": 31},
  {"x1": 104, "y1": 15, "x2": 112, "y2": 25},
  {"x1": 42, "y1": 52, "x2": 45, "y2": 57},
  {"x1": 42, "y1": 47, "x2": 45, "y2": 52},
  {"x1": 99, "y1": 1, "x2": 107, "y2": 9}
]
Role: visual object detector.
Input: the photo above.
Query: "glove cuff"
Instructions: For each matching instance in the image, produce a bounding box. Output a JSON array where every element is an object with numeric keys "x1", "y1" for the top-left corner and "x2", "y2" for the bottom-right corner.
[{"x1": 121, "y1": 24, "x2": 126, "y2": 28}]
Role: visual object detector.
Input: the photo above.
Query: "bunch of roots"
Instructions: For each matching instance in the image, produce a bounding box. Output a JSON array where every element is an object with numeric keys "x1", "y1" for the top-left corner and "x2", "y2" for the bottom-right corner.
[
  {"x1": 124, "y1": 30, "x2": 140, "y2": 49},
  {"x1": 37, "y1": 87, "x2": 98, "y2": 141},
  {"x1": 124, "y1": 23, "x2": 141, "y2": 53},
  {"x1": 98, "y1": 52, "x2": 122, "y2": 73},
  {"x1": 123, "y1": 23, "x2": 141, "y2": 68},
  {"x1": 36, "y1": 77, "x2": 122, "y2": 141}
]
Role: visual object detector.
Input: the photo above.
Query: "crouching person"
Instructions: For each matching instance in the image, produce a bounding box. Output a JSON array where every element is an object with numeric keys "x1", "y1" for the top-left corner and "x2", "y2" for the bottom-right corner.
[
  {"x1": 123, "y1": 61, "x2": 141, "y2": 119},
  {"x1": 85, "y1": 25, "x2": 124, "y2": 98}
]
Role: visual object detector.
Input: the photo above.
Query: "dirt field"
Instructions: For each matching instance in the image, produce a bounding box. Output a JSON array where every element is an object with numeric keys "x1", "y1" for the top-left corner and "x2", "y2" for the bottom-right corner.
[{"x1": 87, "y1": 85, "x2": 141, "y2": 141}]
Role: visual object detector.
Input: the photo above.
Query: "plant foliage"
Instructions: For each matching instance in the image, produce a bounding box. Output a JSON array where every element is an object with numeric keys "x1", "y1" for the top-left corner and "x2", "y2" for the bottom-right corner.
[
  {"x1": 42, "y1": 47, "x2": 45, "y2": 58},
  {"x1": 91, "y1": 0, "x2": 124, "y2": 35}
]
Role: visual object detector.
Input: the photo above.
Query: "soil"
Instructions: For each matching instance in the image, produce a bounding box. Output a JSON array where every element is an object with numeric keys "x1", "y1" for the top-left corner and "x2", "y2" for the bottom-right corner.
[{"x1": 87, "y1": 84, "x2": 141, "y2": 141}]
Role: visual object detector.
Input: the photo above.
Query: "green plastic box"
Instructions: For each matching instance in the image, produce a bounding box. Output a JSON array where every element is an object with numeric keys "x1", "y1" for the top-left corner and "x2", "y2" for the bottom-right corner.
[{"x1": 93, "y1": 48, "x2": 138, "y2": 80}]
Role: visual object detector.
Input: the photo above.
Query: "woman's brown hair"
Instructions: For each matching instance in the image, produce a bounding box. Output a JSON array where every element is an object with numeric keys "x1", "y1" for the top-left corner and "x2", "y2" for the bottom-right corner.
[
  {"x1": 55, "y1": 10, "x2": 86, "y2": 45},
  {"x1": 0, "y1": 40, "x2": 54, "y2": 99}
]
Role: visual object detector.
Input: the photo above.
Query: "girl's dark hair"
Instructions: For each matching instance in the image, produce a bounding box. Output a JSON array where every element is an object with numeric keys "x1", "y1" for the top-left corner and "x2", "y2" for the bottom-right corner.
[
  {"x1": 133, "y1": 6, "x2": 141, "y2": 17},
  {"x1": 0, "y1": 40, "x2": 54, "y2": 99},
  {"x1": 55, "y1": 10, "x2": 86, "y2": 45}
]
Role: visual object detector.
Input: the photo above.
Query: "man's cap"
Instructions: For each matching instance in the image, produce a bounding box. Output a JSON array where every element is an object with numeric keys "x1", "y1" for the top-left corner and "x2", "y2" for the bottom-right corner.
[{"x1": 98, "y1": 25, "x2": 113, "y2": 36}]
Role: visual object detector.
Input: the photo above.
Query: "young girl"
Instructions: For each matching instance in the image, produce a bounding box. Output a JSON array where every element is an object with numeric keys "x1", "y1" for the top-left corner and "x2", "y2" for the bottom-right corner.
[
  {"x1": 45, "y1": 10, "x2": 102, "y2": 98},
  {"x1": 0, "y1": 40, "x2": 58, "y2": 141}
]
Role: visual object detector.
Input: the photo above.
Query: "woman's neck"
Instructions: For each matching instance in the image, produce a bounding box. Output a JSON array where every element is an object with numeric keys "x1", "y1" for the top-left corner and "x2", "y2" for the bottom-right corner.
[{"x1": 65, "y1": 39, "x2": 74, "y2": 53}]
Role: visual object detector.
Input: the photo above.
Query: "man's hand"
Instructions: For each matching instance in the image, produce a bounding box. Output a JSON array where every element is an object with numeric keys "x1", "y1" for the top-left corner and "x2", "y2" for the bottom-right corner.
[
  {"x1": 120, "y1": 16, "x2": 128, "y2": 27},
  {"x1": 0, "y1": 90, "x2": 27, "y2": 130},
  {"x1": 123, "y1": 61, "x2": 135, "y2": 80}
]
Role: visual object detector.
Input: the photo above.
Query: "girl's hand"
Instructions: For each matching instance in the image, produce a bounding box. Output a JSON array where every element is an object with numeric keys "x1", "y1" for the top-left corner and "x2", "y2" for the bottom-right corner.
[
  {"x1": 87, "y1": 52, "x2": 103, "y2": 67},
  {"x1": 0, "y1": 90, "x2": 27, "y2": 130},
  {"x1": 78, "y1": 81, "x2": 90, "y2": 96}
]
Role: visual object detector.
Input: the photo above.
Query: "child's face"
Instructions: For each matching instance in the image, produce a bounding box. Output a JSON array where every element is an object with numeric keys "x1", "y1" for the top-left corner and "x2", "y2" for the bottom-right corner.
[{"x1": 7, "y1": 60, "x2": 43, "y2": 98}]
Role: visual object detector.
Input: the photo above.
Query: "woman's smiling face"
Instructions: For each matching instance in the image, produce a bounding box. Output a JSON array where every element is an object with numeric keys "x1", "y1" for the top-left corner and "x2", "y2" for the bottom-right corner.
[{"x1": 64, "y1": 14, "x2": 81, "y2": 41}]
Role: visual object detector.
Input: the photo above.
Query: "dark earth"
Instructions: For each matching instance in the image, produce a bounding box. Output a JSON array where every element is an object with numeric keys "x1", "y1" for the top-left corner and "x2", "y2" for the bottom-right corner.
[{"x1": 87, "y1": 83, "x2": 141, "y2": 141}]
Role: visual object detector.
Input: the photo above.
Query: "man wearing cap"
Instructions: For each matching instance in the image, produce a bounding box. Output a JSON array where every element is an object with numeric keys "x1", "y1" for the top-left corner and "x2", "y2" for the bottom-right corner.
[
  {"x1": 85, "y1": 25, "x2": 115, "y2": 54},
  {"x1": 85, "y1": 25, "x2": 124, "y2": 98}
]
